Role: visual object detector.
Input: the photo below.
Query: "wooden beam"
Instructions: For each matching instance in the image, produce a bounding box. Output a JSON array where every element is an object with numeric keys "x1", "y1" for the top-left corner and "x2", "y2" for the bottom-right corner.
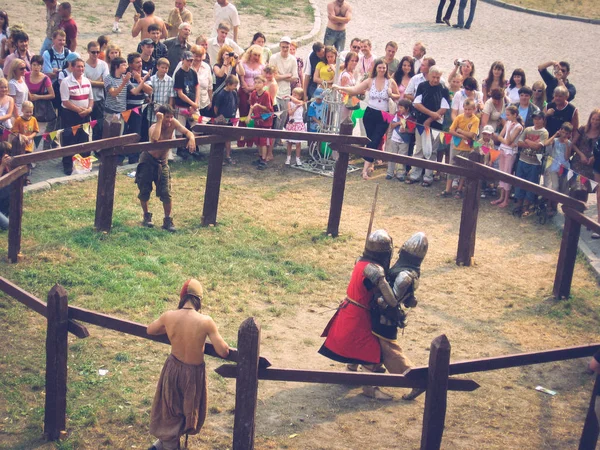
[
  {"x1": 232, "y1": 318, "x2": 261, "y2": 450},
  {"x1": 563, "y1": 207, "x2": 600, "y2": 235},
  {"x1": 201, "y1": 140, "x2": 225, "y2": 226},
  {"x1": 192, "y1": 123, "x2": 370, "y2": 146},
  {"x1": 404, "y1": 343, "x2": 600, "y2": 379},
  {"x1": 94, "y1": 121, "x2": 122, "y2": 232},
  {"x1": 326, "y1": 119, "x2": 353, "y2": 237},
  {"x1": 454, "y1": 155, "x2": 587, "y2": 212},
  {"x1": 332, "y1": 143, "x2": 474, "y2": 177},
  {"x1": 8, "y1": 136, "x2": 25, "y2": 264},
  {"x1": 214, "y1": 365, "x2": 479, "y2": 391},
  {"x1": 554, "y1": 189, "x2": 589, "y2": 299},
  {"x1": 456, "y1": 152, "x2": 482, "y2": 266},
  {"x1": 9, "y1": 134, "x2": 140, "y2": 167},
  {"x1": 0, "y1": 165, "x2": 28, "y2": 190},
  {"x1": 116, "y1": 134, "x2": 228, "y2": 156},
  {"x1": 67, "y1": 305, "x2": 271, "y2": 368},
  {"x1": 43, "y1": 284, "x2": 69, "y2": 441},
  {"x1": 579, "y1": 374, "x2": 600, "y2": 450},
  {"x1": 420, "y1": 334, "x2": 451, "y2": 450}
]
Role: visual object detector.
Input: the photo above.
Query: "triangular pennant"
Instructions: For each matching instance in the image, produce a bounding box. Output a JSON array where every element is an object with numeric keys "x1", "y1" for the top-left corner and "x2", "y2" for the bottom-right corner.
[
  {"x1": 121, "y1": 110, "x2": 132, "y2": 122},
  {"x1": 247, "y1": 119, "x2": 255, "y2": 128},
  {"x1": 481, "y1": 145, "x2": 490, "y2": 154},
  {"x1": 452, "y1": 136, "x2": 462, "y2": 147},
  {"x1": 43, "y1": 132, "x2": 50, "y2": 140},
  {"x1": 231, "y1": 118, "x2": 239, "y2": 125},
  {"x1": 380, "y1": 110, "x2": 394, "y2": 124},
  {"x1": 132, "y1": 107, "x2": 140, "y2": 115},
  {"x1": 239, "y1": 116, "x2": 248, "y2": 123},
  {"x1": 558, "y1": 166, "x2": 564, "y2": 176},
  {"x1": 400, "y1": 118, "x2": 407, "y2": 128},
  {"x1": 489, "y1": 148, "x2": 501, "y2": 163},
  {"x1": 406, "y1": 119, "x2": 416, "y2": 133},
  {"x1": 567, "y1": 169, "x2": 575, "y2": 181},
  {"x1": 50, "y1": 131, "x2": 57, "y2": 141},
  {"x1": 536, "y1": 154, "x2": 543, "y2": 162},
  {"x1": 72, "y1": 125, "x2": 80, "y2": 134},
  {"x1": 83, "y1": 123, "x2": 90, "y2": 133},
  {"x1": 438, "y1": 131, "x2": 445, "y2": 142},
  {"x1": 352, "y1": 108, "x2": 365, "y2": 120},
  {"x1": 431, "y1": 129, "x2": 440, "y2": 141},
  {"x1": 90, "y1": 120, "x2": 98, "y2": 128},
  {"x1": 33, "y1": 135, "x2": 43, "y2": 147},
  {"x1": 473, "y1": 140, "x2": 482, "y2": 148},
  {"x1": 261, "y1": 113, "x2": 272, "y2": 120},
  {"x1": 590, "y1": 180, "x2": 598, "y2": 192},
  {"x1": 581, "y1": 175, "x2": 588, "y2": 184},
  {"x1": 444, "y1": 132, "x2": 452, "y2": 144},
  {"x1": 274, "y1": 110, "x2": 285, "y2": 118}
]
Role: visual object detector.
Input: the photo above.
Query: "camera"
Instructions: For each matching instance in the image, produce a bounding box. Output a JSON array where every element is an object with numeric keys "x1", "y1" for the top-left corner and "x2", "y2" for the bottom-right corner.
[{"x1": 455, "y1": 58, "x2": 466, "y2": 67}]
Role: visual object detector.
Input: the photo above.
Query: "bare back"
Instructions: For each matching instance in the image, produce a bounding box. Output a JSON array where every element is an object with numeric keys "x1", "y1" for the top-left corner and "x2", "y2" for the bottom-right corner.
[
  {"x1": 161, "y1": 310, "x2": 212, "y2": 365},
  {"x1": 136, "y1": 15, "x2": 167, "y2": 40}
]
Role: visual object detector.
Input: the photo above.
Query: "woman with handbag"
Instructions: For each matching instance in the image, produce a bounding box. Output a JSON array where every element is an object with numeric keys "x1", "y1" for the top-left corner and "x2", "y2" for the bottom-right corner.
[{"x1": 25, "y1": 55, "x2": 56, "y2": 123}]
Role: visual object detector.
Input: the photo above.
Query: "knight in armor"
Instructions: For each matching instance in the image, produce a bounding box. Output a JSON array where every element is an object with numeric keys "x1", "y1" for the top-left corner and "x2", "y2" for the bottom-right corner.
[{"x1": 319, "y1": 230, "x2": 428, "y2": 400}]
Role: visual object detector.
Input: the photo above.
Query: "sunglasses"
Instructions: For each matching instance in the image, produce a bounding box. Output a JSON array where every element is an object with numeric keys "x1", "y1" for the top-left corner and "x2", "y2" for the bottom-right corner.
[
  {"x1": 533, "y1": 89, "x2": 543, "y2": 92},
  {"x1": 18, "y1": 67, "x2": 26, "y2": 71},
  {"x1": 464, "y1": 87, "x2": 474, "y2": 91},
  {"x1": 90, "y1": 51, "x2": 100, "y2": 54}
]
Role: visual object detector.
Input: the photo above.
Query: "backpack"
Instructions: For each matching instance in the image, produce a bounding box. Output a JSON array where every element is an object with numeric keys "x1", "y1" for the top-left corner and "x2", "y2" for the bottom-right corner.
[{"x1": 48, "y1": 47, "x2": 70, "y2": 110}]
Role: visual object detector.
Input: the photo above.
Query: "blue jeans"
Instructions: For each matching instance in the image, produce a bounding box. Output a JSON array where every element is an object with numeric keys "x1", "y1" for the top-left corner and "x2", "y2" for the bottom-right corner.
[
  {"x1": 0, "y1": 212, "x2": 8, "y2": 230},
  {"x1": 457, "y1": 0, "x2": 477, "y2": 28},
  {"x1": 514, "y1": 160, "x2": 540, "y2": 203},
  {"x1": 324, "y1": 27, "x2": 346, "y2": 53},
  {"x1": 40, "y1": 37, "x2": 53, "y2": 55}
]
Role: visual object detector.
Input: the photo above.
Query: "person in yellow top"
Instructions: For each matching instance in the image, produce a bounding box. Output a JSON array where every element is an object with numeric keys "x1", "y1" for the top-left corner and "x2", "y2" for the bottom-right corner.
[
  {"x1": 442, "y1": 98, "x2": 479, "y2": 198},
  {"x1": 166, "y1": 0, "x2": 193, "y2": 38},
  {"x1": 12, "y1": 100, "x2": 39, "y2": 154},
  {"x1": 313, "y1": 45, "x2": 337, "y2": 88}
]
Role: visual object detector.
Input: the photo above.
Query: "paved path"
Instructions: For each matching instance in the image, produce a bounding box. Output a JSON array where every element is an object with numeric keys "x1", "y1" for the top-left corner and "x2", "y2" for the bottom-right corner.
[{"x1": 25, "y1": 0, "x2": 600, "y2": 275}]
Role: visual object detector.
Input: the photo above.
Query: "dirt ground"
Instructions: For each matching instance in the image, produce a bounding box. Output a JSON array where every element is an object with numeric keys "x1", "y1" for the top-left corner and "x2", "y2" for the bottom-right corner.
[{"x1": 1, "y1": 151, "x2": 599, "y2": 449}]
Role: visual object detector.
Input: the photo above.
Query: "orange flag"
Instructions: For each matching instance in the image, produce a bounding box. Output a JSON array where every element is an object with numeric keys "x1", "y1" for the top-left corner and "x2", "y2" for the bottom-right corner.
[
  {"x1": 121, "y1": 110, "x2": 132, "y2": 123},
  {"x1": 489, "y1": 148, "x2": 501, "y2": 164}
]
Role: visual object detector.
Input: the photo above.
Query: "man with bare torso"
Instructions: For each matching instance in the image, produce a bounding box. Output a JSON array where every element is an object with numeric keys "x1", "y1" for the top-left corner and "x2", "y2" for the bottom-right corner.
[
  {"x1": 147, "y1": 278, "x2": 229, "y2": 450},
  {"x1": 324, "y1": 0, "x2": 352, "y2": 53},
  {"x1": 135, "y1": 105, "x2": 195, "y2": 232},
  {"x1": 132, "y1": 1, "x2": 167, "y2": 41}
]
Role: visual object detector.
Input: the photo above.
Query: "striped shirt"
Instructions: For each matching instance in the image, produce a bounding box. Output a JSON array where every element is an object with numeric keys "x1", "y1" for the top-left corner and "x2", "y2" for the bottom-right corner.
[
  {"x1": 104, "y1": 75, "x2": 132, "y2": 114},
  {"x1": 147, "y1": 73, "x2": 175, "y2": 122},
  {"x1": 60, "y1": 73, "x2": 93, "y2": 109}
]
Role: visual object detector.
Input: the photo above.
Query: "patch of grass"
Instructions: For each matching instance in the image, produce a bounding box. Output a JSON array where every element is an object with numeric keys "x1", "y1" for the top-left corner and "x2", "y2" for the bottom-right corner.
[{"x1": 503, "y1": 0, "x2": 600, "y2": 19}]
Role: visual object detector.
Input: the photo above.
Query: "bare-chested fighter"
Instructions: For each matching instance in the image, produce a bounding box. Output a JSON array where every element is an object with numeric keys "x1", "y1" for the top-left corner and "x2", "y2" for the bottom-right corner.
[
  {"x1": 135, "y1": 104, "x2": 195, "y2": 232},
  {"x1": 324, "y1": 0, "x2": 352, "y2": 53},
  {"x1": 147, "y1": 278, "x2": 230, "y2": 450},
  {"x1": 132, "y1": 1, "x2": 168, "y2": 41}
]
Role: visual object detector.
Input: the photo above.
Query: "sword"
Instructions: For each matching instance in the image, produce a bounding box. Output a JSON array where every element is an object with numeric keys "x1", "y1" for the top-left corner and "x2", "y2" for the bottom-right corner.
[{"x1": 365, "y1": 183, "x2": 380, "y2": 246}]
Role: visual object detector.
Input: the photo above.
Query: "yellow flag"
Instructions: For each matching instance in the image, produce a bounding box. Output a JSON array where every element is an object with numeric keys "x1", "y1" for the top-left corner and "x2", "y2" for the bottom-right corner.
[{"x1": 50, "y1": 131, "x2": 57, "y2": 141}]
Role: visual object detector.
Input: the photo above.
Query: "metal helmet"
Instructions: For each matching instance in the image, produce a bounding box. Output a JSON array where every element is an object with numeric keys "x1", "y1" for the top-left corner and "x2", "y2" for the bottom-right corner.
[
  {"x1": 363, "y1": 229, "x2": 394, "y2": 270},
  {"x1": 390, "y1": 232, "x2": 428, "y2": 276}
]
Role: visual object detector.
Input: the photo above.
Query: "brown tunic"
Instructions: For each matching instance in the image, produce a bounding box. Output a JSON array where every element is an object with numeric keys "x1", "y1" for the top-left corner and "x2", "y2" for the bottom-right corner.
[{"x1": 150, "y1": 354, "x2": 207, "y2": 445}]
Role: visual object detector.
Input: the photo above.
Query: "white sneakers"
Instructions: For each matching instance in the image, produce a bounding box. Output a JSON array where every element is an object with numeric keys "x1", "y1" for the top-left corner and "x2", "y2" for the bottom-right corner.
[{"x1": 112, "y1": 22, "x2": 121, "y2": 33}]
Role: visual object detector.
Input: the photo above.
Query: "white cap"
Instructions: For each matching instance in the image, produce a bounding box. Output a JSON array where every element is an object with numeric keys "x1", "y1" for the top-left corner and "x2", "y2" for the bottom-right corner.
[{"x1": 280, "y1": 36, "x2": 292, "y2": 44}]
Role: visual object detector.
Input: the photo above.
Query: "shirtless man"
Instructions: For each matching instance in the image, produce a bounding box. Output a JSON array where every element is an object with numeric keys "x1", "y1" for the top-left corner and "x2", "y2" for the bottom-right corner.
[
  {"x1": 324, "y1": 0, "x2": 352, "y2": 53},
  {"x1": 132, "y1": 1, "x2": 167, "y2": 41},
  {"x1": 135, "y1": 105, "x2": 195, "y2": 232},
  {"x1": 147, "y1": 278, "x2": 229, "y2": 450}
]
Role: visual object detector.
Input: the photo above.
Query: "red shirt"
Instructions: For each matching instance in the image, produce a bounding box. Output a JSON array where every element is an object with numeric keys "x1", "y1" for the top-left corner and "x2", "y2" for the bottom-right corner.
[
  {"x1": 59, "y1": 18, "x2": 78, "y2": 50},
  {"x1": 249, "y1": 89, "x2": 273, "y2": 128}
]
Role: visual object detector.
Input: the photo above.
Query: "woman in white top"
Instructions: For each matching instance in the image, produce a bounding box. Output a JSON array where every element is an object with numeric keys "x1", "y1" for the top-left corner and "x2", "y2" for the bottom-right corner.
[
  {"x1": 336, "y1": 58, "x2": 400, "y2": 179},
  {"x1": 0, "y1": 77, "x2": 14, "y2": 130},
  {"x1": 451, "y1": 76, "x2": 484, "y2": 120},
  {"x1": 505, "y1": 68, "x2": 525, "y2": 105},
  {"x1": 339, "y1": 51, "x2": 358, "y2": 123},
  {"x1": 480, "y1": 87, "x2": 505, "y2": 134},
  {"x1": 7, "y1": 58, "x2": 28, "y2": 117}
]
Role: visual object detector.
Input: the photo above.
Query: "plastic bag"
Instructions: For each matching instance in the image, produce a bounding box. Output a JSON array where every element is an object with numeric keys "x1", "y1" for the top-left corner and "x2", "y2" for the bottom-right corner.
[{"x1": 72, "y1": 153, "x2": 97, "y2": 174}]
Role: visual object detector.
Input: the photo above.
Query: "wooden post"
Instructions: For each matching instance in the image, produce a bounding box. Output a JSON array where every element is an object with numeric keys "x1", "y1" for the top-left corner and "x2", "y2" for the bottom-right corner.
[
  {"x1": 420, "y1": 334, "x2": 451, "y2": 450},
  {"x1": 579, "y1": 374, "x2": 600, "y2": 450},
  {"x1": 44, "y1": 284, "x2": 69, "y2": 441},
  {"x1": 94, "y1": 121, "x2": 123, "y2": 232},
  {"x1": 326, "y1": 119, "x2": 353, "y2": 237},
  {"x1": 201, "y1": 134, "x2": 226, "y2": 226},
  {"x1": 553, "y1": 189, "x2": 589, "y2": 299},
  {"x1": 8, "y1": 135, "x2": 25, "y2": 263},
  {"x1": 456, "y1": 152, "x2": 482, "y2": 266},
  {"x1": 232, "y1": 317, "x2": 261, "y2": 450}
]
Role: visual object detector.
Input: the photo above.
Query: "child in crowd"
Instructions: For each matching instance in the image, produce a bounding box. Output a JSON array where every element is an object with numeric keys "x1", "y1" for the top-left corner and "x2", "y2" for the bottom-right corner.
[
  {"x1": 263, "y1": 65, "x2": 278, "y2": 161},
  {"x1": 492, "y1": 105, "x2": 523, "y2": 208},
  {"x1": 513, "y1": 110, "x2": 548, "y2": 216},
  {"x1": 147, "y1": 58, "x2": 175, "y2": 126},
  {"x1": 386, "y1": 98, "x2": 412, "y2": 181},
  {"x1": 12, "y1": 101, "x2": 39, "y2": 184},
  {"x1": 307, "y1": 87, "x2": 324, "y2": 133},
  {"x1": 478, "y1": 125, "x2": 496, "y2": 198},
  {"x1": 249, "y1": 74, "x2": 274, "y2": 170},
  {"x1": 285, "y1": 87, "x2": 306, "y2": 167},
  {"x1": 435, "y1": 74, "x2": 463, "y2": 179},
  {"x1": 442, "y1": 98, "x2": 480, "y2": 198},
  {"x1": 542, "y1": 122, "x2": 582, "y2": 216},
  {"x1": 97, "y1": 35, "x2": 110, "y2": 61},
  {"x1": 213, "y1": 75, "x2": 239, "y2": 165}
]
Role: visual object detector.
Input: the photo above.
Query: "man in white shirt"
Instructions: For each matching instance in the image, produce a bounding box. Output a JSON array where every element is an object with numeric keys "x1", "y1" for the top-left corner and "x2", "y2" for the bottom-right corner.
[
  {"x1": 270, "y1": 36, "x2": 298, "y2": 131},
  {"x1": 207, "y1": 22, "x2": 243, "y2": 67},
  {"x1": 405, "y1": 57, "x2": 434, "y2": 101},
  {"x1": 357, "y1": 39, "x2": 374, "y2": 79},
  {"x1": 84, "y1": 41, "x2": 109, "y2": 140},
  {"x1": 213, "y1": 0, "x2": 240, "y2": 42},
  {"x1": 412, "y1": 42, "x2": 426, "y2": 74}
]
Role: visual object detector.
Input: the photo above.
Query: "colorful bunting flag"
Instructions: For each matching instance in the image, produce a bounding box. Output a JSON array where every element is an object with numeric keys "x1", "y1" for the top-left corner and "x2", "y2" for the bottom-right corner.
[
  {"x1": 444, "y1": 132, "x2": 452, "y2": 144},
  {"x1": 352, "y1": 108, "x2": 365, "y2": 120},
  {"x1": 406, "y1": 120, "x2": 416, "y2": 133},
  {"x1": 567, "y1": 169, "x2": 575, "y2": 181},
  {"x1": 50, "y1": 131, "x2": 57, "y2": 141},
  {"x1": 473, "y1": 140, "x2": 482, "y2": 148},
  {"x1": 431, "y1": 129, "x2": 440, "y2": 142},
  {"x1": 247, "y1": 119, "x2": 255, "y2": 128},
  {"x1": 132, "y1": 107, "x2": 140, "y2": 115},
  {"x1": 261, "y1": 113, "x2": 272, "y2": 120},
  {"x1": 90, "y1": 120, "x2": 98, "y2": 128},
  {"x1": 489, "y1": 148, "x2": 501, "y2": 163},
  {"x1": 121, "y1": 110, "x2": 132, "y2": 122},
  {"x1": 481, "y1": 145, "x2": 490, "y2": 155},
  {"x1": 590, "y1": 180, "x2": 598, "y2": 192},
  {"x1": 536, "y1": 154, "x2": 543, "y2": 163},
  {"x1": 452, "y1": 136, "x2": 461, "y2": 147},
  {"x1": 581, "y1": 175, "x2": 588, "y2": 184},
  {"x1": 231, "y1": 118, "x2": 239, "y2": 125},
  {"x1": 381, "y1": 111, "x2": 394, "y2": 124}
]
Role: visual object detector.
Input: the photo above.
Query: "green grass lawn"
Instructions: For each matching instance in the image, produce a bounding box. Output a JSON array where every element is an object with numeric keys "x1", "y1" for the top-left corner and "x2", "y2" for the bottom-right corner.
[{"x1": 502, "y1": 0, "x2": 600, "y2": 19}]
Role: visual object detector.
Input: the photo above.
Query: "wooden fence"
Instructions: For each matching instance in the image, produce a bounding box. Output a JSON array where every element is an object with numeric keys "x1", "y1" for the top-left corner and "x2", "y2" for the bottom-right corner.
[{"x1": 2, "y1": 276, "x2": 600, "y2": 448}]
